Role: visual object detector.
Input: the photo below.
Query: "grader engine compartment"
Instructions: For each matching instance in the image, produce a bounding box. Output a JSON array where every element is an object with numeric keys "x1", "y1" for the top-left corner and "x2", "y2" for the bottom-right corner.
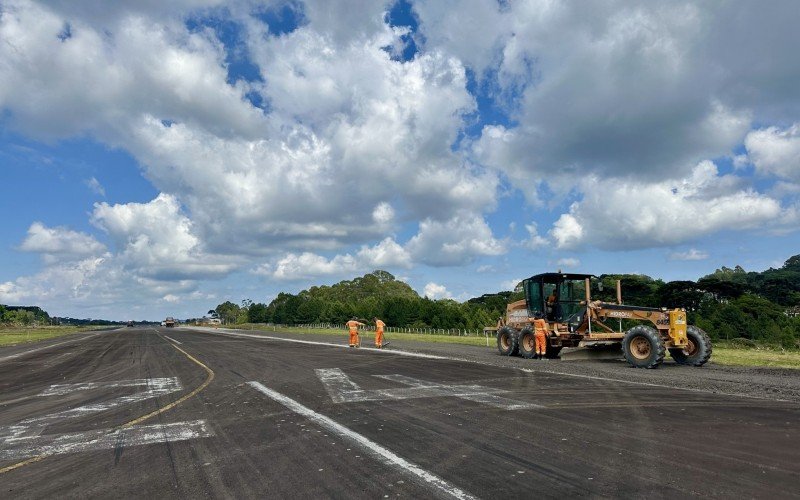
[{"x1": 493, "y1": 272, "x2": 712, "y2": 368}]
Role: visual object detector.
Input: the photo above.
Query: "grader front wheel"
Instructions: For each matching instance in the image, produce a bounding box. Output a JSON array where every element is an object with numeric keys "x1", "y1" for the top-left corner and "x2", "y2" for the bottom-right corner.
[
  {"x1": 669, "y1": 325, "x2": 712, "y2": 366},
  {"x1": 622, "y1": 325, "x2": 665, "y2": 369}
]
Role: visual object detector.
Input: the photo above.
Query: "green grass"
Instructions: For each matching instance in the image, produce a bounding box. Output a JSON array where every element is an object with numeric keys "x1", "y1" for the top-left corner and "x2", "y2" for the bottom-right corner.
[
  {"x1": 0, "y1": 326, "x2": 105, "y2": 347},
  {"x1": 710, "y1": 344, "x2": 800, "y2": 369}
]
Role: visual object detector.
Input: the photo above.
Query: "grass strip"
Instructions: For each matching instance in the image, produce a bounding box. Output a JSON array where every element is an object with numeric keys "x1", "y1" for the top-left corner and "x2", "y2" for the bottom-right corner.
[{"x1": 0, "y1": 326, "x2": 104, "y2": 347}]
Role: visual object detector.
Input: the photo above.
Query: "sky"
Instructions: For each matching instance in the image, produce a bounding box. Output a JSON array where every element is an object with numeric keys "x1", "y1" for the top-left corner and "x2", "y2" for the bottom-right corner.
[{"x1": 1, "y1": 0, "x2": 799, "y2": 321}]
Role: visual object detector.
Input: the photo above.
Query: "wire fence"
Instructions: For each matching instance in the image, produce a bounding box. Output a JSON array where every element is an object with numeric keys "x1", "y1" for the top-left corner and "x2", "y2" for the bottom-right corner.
[
  {"x1": 293, "y1": 323, "x2": 492, "y2": 337},
  {"x1": 206, "y1": 321, "x2": 494, "y2": 337}
]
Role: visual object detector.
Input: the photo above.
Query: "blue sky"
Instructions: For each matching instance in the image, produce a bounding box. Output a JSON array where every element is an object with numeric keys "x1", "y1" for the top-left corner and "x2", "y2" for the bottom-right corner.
[{"x1": 1, "y1": 0, "x2": 799, "y2": 320}]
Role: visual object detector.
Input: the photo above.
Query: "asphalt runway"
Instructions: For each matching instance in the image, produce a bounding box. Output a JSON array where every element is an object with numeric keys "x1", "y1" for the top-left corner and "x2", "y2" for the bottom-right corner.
[{"x1": 1, "y1": 328, "x2": 798, "y2": 499}]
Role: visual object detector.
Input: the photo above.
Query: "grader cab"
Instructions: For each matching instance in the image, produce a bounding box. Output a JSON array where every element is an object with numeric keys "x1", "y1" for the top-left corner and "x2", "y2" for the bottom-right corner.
[{"x1": 496, "y1": 273, "x2": 712, "y2": 368}]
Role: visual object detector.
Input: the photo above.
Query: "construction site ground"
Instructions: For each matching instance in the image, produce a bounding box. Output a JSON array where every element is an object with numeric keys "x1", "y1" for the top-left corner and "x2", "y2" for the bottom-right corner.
[{"x1": 1, "y1": 326, "x2": 798, "y2": 499}]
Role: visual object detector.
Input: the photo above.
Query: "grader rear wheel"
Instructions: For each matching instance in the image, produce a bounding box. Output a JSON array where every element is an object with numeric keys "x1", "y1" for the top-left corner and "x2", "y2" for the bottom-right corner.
[
  {"x1": 669, "y1": 325, "x2": 712, "y2": 366},
  {"x1": 622, "y1": 325, "x2": 665, "y2": 369},
  {"x1": 496, "y1": 326, "x2": 519, "y2": 356}
]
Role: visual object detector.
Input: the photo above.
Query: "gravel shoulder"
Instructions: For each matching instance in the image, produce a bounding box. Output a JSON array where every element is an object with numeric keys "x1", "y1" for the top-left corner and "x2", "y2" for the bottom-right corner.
[{"x1": 192, "y1": 326, "x2": 800, "y2": 403}]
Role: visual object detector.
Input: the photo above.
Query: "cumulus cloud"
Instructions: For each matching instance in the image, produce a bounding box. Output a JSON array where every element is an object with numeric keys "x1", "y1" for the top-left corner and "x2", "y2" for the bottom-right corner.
[
  {"x1": 423, "y1": 282, "x2": 452, "y2": 300},
  {"x1": 434, "y1": 0, "x2": 799, "y2": 211},
  {"x1": 19, "y1": 222, "x2": 106, "y2": 261},
  {"x1": 406, "y1": 213, "x2": 505, "y2": 266},
  {"x1": 254, "y1": 237, "x2": 411, "y2": 281},
  {"x1": 744, "y1": 124, "x2": 800, "y2": 182},
  {"x1": 91, "y1": 193, "x2": 237, "y2": 280},
  {"x1": 550, "y1": 161, "x2": 786, "y2": 250},
  {"x1": 524, "y1": 222, "x2": 549, "y2": 249},
  {"x1": 668, "y1": 248, "x2": 709, "y2": 261}
]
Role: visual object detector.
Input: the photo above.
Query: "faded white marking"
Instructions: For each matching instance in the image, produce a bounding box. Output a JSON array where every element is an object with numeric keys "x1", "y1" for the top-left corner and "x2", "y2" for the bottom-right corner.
[
  {"x1": 316, "y1": 368, "x2": 540, "y2": 410},
  {"x1": 1, "y1": 420, "x2": 212, "y2": 461},
  {"x1": 39, "y1": 378, "x2": 179, "y2": 396},
  {"x1": 2, "y1": 378, "x2": 182, "y2": 442},
  {"x1": 163, "y1": 335, "x2": 182, "y2": 345},
  {"x1": 0, "y1": 332, "x2": 102, "y2": 363},
  {"x1": 248, "y1": 381, "x2": 476, "y2": 500}
]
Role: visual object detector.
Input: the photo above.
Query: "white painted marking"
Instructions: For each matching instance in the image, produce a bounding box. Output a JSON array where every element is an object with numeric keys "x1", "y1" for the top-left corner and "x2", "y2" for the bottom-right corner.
[
  {"x1": 0, "y1": 332, "x2": 102, "y2": 363},
  {"x1": 317, "y1": 368, "x2": 540, "y2": 410},
  {"x1": 163, "y1": 335, "x2": 182, "y2": 345},
  {"x1": 0, "y1": 420, "x2": 212, "y2": 461},
  {"x1": 1, "y1": 378, "x2": 182, "y2": 440},
  {"x1": 189, "y1": 327, "x2": 783, "y2": 402},
  {"x1": 247, "y1": 381, "x2": 476, "y2": 500}
]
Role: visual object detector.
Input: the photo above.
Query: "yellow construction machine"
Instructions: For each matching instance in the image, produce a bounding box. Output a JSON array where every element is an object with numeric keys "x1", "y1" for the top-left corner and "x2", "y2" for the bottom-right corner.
[{"x1": 491, "y1": 273, "x2": 712, "y2": 368}]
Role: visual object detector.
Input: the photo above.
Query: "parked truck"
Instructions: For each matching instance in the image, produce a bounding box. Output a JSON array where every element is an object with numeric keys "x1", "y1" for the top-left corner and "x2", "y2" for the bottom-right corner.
[{"x1": 489, "y1": 273, "x2": 712, "y2": 369}]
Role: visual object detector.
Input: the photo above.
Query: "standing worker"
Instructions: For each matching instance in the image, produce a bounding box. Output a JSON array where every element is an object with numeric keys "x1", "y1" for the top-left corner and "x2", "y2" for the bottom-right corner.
[
  {"x1": 345, "y1": 317, "x2": 364, "y2": 348},
  {"x1": 373, "y1": 317, "x2": 386, "y2": 348},
  {"x1": 533, "y1": 313, "x2": 548, "y2": 359}
]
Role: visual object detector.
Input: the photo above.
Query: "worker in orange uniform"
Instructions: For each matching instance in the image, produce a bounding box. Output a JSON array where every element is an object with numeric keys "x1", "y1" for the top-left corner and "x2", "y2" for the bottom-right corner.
[
  {"x1": 546, "y1": 290, "x2": 557, "y2": 320},
  {"x1": 345, "y1": 317, "x2": 364, "y2": 347},
  {"x1": 533, "y1": 313, "x2": 548, "y2": 359},
  {"x1": 373, "y1": 317, "x2": 386, "y2": 348}
]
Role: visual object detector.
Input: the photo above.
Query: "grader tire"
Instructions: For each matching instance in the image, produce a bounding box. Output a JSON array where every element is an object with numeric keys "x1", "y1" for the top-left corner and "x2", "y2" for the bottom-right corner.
[
  {"x1": 669, "y1": 326, "x2": 712, "y2": 366},
  {"x1": 518, "y1": 328, "x2": 536, "y2": 358},
  {"x1": 622, "y1": 325, "x2": 665, "y2": 369},
  {"x1": 496, "y1": 326, "x2": 519, "y2": 356}
]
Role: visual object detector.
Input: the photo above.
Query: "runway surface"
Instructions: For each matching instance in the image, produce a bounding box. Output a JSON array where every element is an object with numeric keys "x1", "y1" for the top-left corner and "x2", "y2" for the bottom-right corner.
[{"x1": 1, "y1": 327, "x2": 798, "y2": 499}]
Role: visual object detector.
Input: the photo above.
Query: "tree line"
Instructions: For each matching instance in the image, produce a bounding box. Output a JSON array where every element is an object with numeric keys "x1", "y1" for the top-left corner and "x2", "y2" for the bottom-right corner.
[{"x1": 210, "y1": 256, "x2": 800, "y2": 348}]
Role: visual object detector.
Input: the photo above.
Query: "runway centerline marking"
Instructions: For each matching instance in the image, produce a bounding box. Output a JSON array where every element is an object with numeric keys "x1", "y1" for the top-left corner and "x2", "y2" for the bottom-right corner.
[
  {"x1": 247, "y1": 381, "x2": 477, "y2": 500},
  {"x1": 163, "y1": 335, "x2": 182, "y2": 345},
  {"x1": 317, "y1": 368, "x2": 540, "y2": 410}
]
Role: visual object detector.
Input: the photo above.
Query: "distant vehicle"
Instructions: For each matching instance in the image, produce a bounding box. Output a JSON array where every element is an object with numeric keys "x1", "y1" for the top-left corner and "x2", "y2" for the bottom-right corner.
[
  {"x1": 161, "y1": 321, "x2": 166, "y2": 327},
  {"x1": 165, "y1": 317, "x2": 176, "y2": 328},
  {"x1": 126, "y1": 320, "x2": 134, "y2": 327}
]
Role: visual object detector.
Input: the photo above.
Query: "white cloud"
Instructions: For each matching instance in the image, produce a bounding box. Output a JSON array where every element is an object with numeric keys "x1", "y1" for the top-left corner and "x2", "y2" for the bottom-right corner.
[
  {"x1": 91, "y1": 193, "x2": 237, "y2": 280},
  {"x1": 550, "y1": 161, "x2": 786, "y2": 250},
  {"x1": 555, "y1": 258, "x2": 580, "y2": 269},
  {"x1": 668, "y1": 249, "x2": 709, "y2": 261},
  {"x1": 19, "y1": 222, "x2": 106, "y2": 260},
  {"x1": 423, "y1": 282, "x2": 452, "y2": 300},
  {"x1": 406, "y1": 213, "x2": 505, "y2": 266},
  {"x1": 162, "y1": 294, "x2": 180, "y2": 303},
  {"x1": 524, "y1": 222, "x2": 549, "y2": 249},
  {"x1": 744, "y1": 124, "x2": 800, "y2": 182},
  {"x1": 255, "y1": 237, "x2": 411, "y2": 281},
  {"x1": 85, "y1": 177, "x2": 105, "y2": 197}
]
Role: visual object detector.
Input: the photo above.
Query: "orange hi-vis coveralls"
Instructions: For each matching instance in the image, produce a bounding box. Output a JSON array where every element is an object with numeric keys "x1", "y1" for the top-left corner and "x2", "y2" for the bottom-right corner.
[
  {"x1": 533, "y1": 318, "x2": 548, "y2": 357},
  {"x1": 346, "y1": 320, "x2": 363, "y2": 346},
  {"x1": 375, "y1": 319, "x2": 385, "y2": 347}
]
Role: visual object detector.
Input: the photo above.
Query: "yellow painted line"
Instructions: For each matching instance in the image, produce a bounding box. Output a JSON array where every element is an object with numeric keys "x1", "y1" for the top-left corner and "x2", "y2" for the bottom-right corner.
[{"x1": 0, "y1": 334, "x2": 214, "y2": 474}]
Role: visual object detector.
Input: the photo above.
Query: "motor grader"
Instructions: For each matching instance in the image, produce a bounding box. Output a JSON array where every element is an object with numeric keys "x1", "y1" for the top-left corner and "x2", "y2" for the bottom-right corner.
[{"x1": 491, "y1": 273, "x2": 712, "y2": 368}]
